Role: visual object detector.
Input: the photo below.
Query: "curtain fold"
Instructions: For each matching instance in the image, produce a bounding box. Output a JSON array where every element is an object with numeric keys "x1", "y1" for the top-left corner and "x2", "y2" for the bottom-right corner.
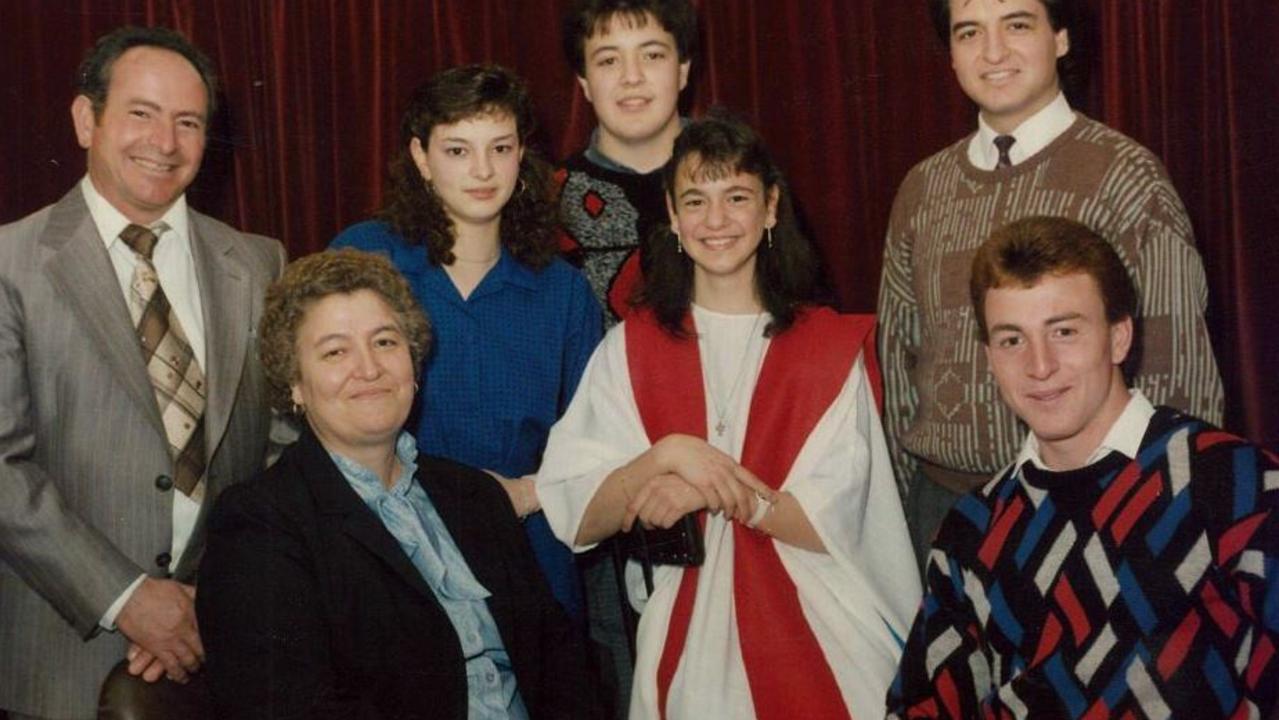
[{"x1": 1, "y1": 0, "x2": 1274, "y2": 446}]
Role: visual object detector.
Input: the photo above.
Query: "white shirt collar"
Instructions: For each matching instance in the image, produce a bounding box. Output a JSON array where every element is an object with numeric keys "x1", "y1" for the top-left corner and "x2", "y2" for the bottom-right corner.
[
  {"x1": 968, "y1": 92, "x2": 1076, "y2": 170},
  {"x1": 81, "y1": 175, "x2": 191, "y2": 253},
  {"x1": 1014, "y1": 388, "x2": 1156, "y2": 473}
]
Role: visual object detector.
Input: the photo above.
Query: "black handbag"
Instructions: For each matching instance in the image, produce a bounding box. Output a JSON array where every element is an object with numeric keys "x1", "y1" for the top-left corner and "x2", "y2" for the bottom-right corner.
[{"x1": 616, "y1": 512, "x2": 703, "y2": 594}]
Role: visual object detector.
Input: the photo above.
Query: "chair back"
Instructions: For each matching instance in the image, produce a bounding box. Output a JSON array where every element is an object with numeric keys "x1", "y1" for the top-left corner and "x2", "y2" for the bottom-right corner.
[{"x1": 97, "y1": 660, "x2": 212, "y2": 720}]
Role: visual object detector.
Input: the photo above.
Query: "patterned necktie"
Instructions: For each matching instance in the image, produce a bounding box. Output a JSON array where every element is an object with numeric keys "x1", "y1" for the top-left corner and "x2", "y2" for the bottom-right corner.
[
  {"x1": 994, "y1": 134, "x2": 1016, "y2": 168},
  {"x1": 119, "y1": 223, "x2": 207, "y2": 502}
]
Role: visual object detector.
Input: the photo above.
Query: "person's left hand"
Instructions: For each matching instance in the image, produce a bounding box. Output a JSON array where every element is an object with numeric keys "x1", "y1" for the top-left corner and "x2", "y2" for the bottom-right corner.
[{"x1": 486, "y1": 470, "x2": 540, "y2": 518}]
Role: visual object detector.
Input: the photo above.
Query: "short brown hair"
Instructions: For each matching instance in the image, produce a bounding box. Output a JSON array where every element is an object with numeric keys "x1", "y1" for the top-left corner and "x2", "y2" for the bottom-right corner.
[
  {"x1": 969, "y1": 215, "x2": 1137, "y2": 343},
  {"x1": 258, "y1": 249, "x2": 432, "y2": 414},
  {"x1": 562, "y1": 0, "x2": 698, "y2": 77}
]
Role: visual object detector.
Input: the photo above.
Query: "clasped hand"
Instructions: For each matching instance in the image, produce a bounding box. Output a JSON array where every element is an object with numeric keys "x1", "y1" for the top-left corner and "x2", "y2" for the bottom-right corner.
[
  {"x1": 622, "y1": 434, "x2": 772, "y2": 531},
  {"x1": 115, "y1": 577, "x2": 203, "y2": 683}
]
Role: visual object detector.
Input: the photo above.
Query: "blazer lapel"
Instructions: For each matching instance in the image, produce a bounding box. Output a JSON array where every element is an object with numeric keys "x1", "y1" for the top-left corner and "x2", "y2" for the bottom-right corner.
[
  {"x1": 424, "y1": 464, "x2": 518, "y2": 641},
  {"x1": 40, "y1": 187, "x2": 165, "y2": 436},
  {"x1": 189, "y1": 212, "x2": 250, "y2": 459},
  {"x1": 300, "y1": 430, "x2": 440, "y2": 604}
]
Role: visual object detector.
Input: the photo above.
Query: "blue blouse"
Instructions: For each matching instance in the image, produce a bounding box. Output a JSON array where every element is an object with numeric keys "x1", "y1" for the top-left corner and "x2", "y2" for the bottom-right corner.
[
  {"x1": 332, "y1": 433, "x2": 528, "y2": 720},
  {"x1": 331, "y1": 221, "x2": 602, "y2": 618}
]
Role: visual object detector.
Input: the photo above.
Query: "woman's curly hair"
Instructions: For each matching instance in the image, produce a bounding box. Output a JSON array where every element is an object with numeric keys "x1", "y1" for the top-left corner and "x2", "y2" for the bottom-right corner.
[
  {"x1": 258, "y1": 249, "x2": 433, "y2": 415},
  {"x1": 378, "y1": 64, "x2": 558, "y2": 269}
]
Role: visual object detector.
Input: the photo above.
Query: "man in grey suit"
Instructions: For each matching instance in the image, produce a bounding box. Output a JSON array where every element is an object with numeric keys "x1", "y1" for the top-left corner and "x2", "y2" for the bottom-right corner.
[{"x1": 0, "y1": 26, "x2": 285, "y2": 719}]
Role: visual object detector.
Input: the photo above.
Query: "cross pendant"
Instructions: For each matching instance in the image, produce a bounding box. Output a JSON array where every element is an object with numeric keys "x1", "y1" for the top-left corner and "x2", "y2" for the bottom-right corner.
[{"x1": 715, "y1": 420, "x2": 727, "y2": 436}]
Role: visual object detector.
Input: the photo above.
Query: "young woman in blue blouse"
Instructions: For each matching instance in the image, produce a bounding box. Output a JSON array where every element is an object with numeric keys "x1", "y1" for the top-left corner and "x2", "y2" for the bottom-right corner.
[{"x1": 332, "y1": 65, "x2": 602, "y2": 618}]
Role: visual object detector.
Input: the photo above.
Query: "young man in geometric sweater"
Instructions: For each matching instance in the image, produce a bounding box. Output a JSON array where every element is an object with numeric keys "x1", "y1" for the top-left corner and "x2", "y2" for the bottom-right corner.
[
  {"x1": 555, "y1": 0, "x2": 694, "y2": 327},
  {"x1": 887, "y1": 216, "x2": 1277, "y2": 719},
  {"x1": 879, "y1": 0, "x2": 1225, "y2": 570}
]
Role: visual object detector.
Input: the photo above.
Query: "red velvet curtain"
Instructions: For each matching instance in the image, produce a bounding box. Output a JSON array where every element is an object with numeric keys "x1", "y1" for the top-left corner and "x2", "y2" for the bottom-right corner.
[{"x1": 2, "y1": 1, "x2": 1275, "y2": 446}]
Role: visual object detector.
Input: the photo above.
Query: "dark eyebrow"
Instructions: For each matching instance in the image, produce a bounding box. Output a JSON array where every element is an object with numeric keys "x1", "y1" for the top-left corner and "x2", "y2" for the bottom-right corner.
[
  {"x1": 1044, "y1": 312, "x2": 1084, "y2": 325},
  {"x1": 1000, "y1": 10, "x2": 1038, "y2": 23},
  {"x1": 988, "y1": 322, "x2": 1023, "y2": 335}
]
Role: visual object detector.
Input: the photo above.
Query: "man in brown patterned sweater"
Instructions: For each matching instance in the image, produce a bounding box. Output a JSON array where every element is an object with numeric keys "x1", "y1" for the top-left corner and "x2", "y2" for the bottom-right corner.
[{"x1": 878, "y1": 0, "x2": 1224, "y2": 571}]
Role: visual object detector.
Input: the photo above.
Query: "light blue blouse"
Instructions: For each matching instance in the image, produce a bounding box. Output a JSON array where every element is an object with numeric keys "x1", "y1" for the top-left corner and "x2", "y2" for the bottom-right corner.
[{"x1": 331, "y1": 433, "x2": 529, "y2": 720}]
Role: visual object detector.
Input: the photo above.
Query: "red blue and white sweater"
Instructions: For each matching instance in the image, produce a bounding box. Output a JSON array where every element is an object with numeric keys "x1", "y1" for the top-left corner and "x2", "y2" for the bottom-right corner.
[{"x1": 889, "y1": 407, "x2": 1279, "y2": 719}]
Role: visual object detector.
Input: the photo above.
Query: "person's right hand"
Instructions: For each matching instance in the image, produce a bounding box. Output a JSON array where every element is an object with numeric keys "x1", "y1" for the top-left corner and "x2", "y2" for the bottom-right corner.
[
  {"x1": 115, "y1": 578, "x2": 203, "y2": 683},
  {"x1": 622, "y1": 473, "x2": 704, "y2": 531},
  {"x1": 651, "y1": 434, "x2": 755, "y2": 522}
]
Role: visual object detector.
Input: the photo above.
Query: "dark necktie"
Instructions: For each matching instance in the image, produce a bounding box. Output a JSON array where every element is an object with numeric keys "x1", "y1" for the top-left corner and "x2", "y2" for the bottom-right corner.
[
  {"x1": 119, "y1": 223, "x2": 207, "y2": 502},
  {"x1": 994, "y1": 134, "x2": 1016, "y2": 168}
]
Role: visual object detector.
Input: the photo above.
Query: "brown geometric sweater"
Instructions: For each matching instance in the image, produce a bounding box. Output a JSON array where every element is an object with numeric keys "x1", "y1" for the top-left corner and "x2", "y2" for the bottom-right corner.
[{"x1": 878, "y1": 114, "x2": 1224, "y2": 489}]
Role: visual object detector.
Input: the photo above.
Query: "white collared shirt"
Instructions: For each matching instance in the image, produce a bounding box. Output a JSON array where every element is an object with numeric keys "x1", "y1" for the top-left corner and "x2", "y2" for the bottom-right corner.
[
  {"x1": 82, "y1": 176, "x2": 207, "y2": 371},
  {"x1": 82, "y1": 177, "x2": 205, "y2": 627},
  {"x1": 1014, "y1": 389, "x2": 1157, "y2": 474},
  {"x1": 967, "y1": 92, "x2": 1076, "y2": 170}
]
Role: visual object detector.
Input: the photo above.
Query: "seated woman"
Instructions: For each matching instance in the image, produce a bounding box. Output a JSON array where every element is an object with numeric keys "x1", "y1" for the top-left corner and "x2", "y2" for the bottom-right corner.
[
  {"x1": 537, "y1": 114, "x2": 921, "y2": 719},
  {"x1": 331, "y1": 64, "x2": 601, "y2": 620},
  {"x1": 197, "y1": 249, "x2": 592, "y2": 719}
]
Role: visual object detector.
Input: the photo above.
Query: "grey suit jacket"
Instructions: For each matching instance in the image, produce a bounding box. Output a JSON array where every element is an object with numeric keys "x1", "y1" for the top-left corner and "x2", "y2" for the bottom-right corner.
[{"x1": 0, "y1": 185, "x2": 286, "y2": 718}]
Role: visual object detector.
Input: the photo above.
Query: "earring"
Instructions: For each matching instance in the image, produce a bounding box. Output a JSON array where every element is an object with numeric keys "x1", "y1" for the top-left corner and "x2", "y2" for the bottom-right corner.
[
  {"x1": 675, "y1": 234, "x2": 683, "y2": 254},
  {"x1": 518, "y1": 178, "x2": 528, "y2": 194},
  {"x1": 291, "y1": 401, "x2": 305, "y2": 416},
  {"x1": 767, "y1": 227, "x2": 774, "y2": 249}
]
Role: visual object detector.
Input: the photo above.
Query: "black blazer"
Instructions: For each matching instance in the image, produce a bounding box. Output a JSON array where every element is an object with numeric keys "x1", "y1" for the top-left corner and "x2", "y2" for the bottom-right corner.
[{"x1": 196, "y1": 428, "x2": 593, "y2": 719}]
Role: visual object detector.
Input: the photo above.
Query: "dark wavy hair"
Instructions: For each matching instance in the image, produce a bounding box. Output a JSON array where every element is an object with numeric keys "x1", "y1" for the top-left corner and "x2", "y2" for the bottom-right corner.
[
  {"x1": 77, "y1": 25, "x2": 218, "y2": 119},
  {"x1": 562, "y1": 0, "x2": 698, "y2": 77},
  {"x1": 377, "y1": 64, "x2": 558, "y2": 270},
  {"x1": 639, "y1": 111, "x2": 819, "y2": 338}
]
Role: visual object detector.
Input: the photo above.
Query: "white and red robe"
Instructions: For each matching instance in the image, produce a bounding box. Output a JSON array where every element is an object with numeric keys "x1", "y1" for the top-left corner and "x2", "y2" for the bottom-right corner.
[{"x1": 538, "y1": 305, "x2": 920, "y2": 719}]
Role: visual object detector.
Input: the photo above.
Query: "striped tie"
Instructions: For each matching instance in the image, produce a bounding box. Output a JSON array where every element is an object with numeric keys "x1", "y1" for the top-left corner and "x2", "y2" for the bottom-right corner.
[{"x1": 119, "y1": 223, "x2": 207, "y2": 502}]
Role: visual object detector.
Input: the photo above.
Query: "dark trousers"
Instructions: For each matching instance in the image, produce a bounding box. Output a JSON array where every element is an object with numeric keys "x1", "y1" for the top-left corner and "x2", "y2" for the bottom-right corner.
[
  {"x1": 579, "y1": 543, "x2": 634, "y2": 720},
  {"x1": 904, "y1": 465, "x2": 963, "y2": 576}
]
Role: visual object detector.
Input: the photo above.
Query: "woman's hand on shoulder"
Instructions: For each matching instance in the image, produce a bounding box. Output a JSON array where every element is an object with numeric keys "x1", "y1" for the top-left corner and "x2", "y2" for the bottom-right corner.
[{"x1": 484, "y1": 470, "x2": 540, "y2": 519}]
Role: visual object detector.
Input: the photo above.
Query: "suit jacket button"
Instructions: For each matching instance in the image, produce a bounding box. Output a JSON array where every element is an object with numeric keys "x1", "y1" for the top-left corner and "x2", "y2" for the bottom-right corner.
[
  {"x1": 155, "y1": 474, "x2": 174, "y2": 491},
  {"x1": 155, "y1": 552, "x2": 172, "y2": 568}
]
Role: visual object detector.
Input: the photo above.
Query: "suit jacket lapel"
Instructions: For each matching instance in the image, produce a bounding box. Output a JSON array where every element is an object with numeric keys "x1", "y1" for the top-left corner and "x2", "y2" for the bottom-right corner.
[
  {"x1": 190, "y1": 212, "x2": 249, "y2": 460},
  {"x1": 301, "y1": 429, "x2": 440, "y2": 603},
  {"x1": 40, "y1": 187, "x2": 165, "y2": 436}
]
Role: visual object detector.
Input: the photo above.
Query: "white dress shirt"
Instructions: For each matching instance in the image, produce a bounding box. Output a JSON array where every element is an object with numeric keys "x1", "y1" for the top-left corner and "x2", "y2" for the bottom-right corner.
[
  {"x1": 81, "y1": 176, "x2": 205, "y2": 627},
  {"x1": 967, "y1": 92, "x2": 1076, "y2": 170},
  {"x1": 1013, "y1": 389, "x2": 1157, "y2": 474}
]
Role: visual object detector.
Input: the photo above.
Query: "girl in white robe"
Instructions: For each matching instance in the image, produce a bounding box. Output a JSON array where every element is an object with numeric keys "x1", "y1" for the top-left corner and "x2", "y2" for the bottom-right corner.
[{"x1": 537, "y1": 114, "x2": 920, "y2": 720}]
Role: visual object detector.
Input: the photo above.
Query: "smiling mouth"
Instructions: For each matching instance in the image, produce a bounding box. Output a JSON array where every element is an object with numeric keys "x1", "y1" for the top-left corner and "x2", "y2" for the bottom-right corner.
[
  {"x1": 132, "y1": 157, "x2": 178, "y2": 173},
  {"x1": 1026, "y1": 387, "x2": 1068, "y2": 403},
  {"x1": 349, "y1": 387, "x2": 395, "y2": 401},
  {"x1": 617, "y1": 96, "x2": 652, "y2": 111},
  {"x1": 981, "y1": 69, "x2": 1019, "y2": 83},
  {"x1": 699, "y1": 236, "x2": 740, "y2": 250}
]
